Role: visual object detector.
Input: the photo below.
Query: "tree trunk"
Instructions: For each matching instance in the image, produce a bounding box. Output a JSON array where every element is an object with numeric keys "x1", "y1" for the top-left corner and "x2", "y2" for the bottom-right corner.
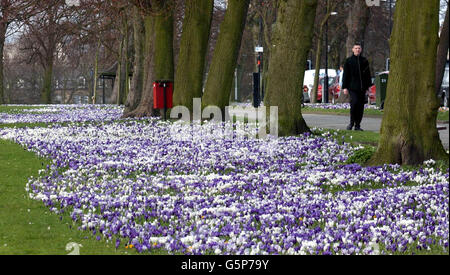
[
  {"x1": 337, "y1": 0, "x2": 370, "y2": 104},
  {"x1": 112, "y1": 17, "x2": 131, "y2": 106},
  {"x1": 41, "y1": 58, "x2": 54, "y2": 104},
  {"x1": 311, "y1": 33, "x2": 323, "y2": 104},
  {"x1": 368, "y1": 0, "x2": 448, "y2": 166},
  {"x1": 261, "y1": 5, "x2": 277, "y2": 101},
  {"x1": 153, "y1": 5, "x2": 174, "y2": 81},
  {"x1": 264, "y1": 0, "x2": 318, "y2": 136},
  {"x1": 435, "y1": 5, "x2": 449, "y2": 96},
  {"x1": 92, "y1": 39, "x2": 101, "y2": 104},
  {"x1": 311, "y1": 3, "x2": 335, "y2": 104},
  {"x1": 153, "y1": 1, "x2": 174, "y2": 118},
  {"x1": 111, "y1": 39, "x2": 125, "y2": 105},
  {"x1": 0, "y1": 22, "x2": 6, "y2": 104},
  {"x1": 123, "y1": 15, "x2": 131, "y2": 105},
  {"x1": 123, "y1": 6, "x2": 145, "y2": 116},
  {"x1": 202, "y1": 0, "x2": 250, "y2": 115},
  {"x1": 173, "y1": 0, "x2": 213, "y2": 113},
  {"x1": 345, "y1": 0, "x2": 370, "y2": 57},
  {"x1": 124, "y1": 14, "x2": 159, "y2": 118}
]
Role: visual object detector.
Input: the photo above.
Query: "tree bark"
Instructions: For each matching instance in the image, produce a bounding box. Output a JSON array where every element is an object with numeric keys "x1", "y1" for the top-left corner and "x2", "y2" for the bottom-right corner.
[
  {"x1": 153, "y1": 3, "x2": 174, "y2": 81},
  {"x1": 123, "y1": 15, "x2": 130, "y2": 105},
  {"x1": 111, "y1": 16, "x2": 131, "y2": 106},
  {"x1": 337, "y1": 0, "x2": 370, "y2": 104},
  {"x1": 264, "y1": 0, "x2": 318, "y2": 136},
  {"x1": 150, "y1": 1, "x2": 174, "y2": 119},
  {"x1": 172, "y1": 0, "x2": 213, "y2": 113},
  {"x1": 345, "y1": 0, "x2": 370, "y2": 57},
  {"x1": 311, "y1": 3, "x2": 336, "y2": 104},
  {"x1": 124, "y1": 14, "x2": 159, "y2": 118},
  {"x1": 435, "y1": 5, "x2": 449, "y2": 96},
  {"x1": 116, "y1": 39, "x2": 126, "y2": 105},
  {"x1": 123, "y1": 6, "x2": 145, "y2": 116},
  {"x1": 311, "y1": 38, "x2": 322, "y2": 104},
  {"x1": 92, "y1": 39, "x2": 101, "y2": 104},
  {"x1": 41, "y1": 54, "x2": 54, "y2": 104},
  {"x1": 369, "y1": 0, "x2": 448, "y2": 166},
  {"x1": 202, "y1": 0, "x2": 250, "y2": 115},
  {"x1": 0, "y1": 22, "x2": 6, "y2": 104}
]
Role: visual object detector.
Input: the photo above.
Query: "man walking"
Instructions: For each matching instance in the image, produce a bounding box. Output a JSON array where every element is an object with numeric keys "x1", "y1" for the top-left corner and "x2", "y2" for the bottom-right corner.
[{"x1": 342, "y1": 42, "x2": 372, "y2": 131}]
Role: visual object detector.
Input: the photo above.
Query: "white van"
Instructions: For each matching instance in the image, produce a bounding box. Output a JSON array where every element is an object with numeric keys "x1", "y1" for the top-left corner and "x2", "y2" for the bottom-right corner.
[{"x1": 302, "y1": 69, "x2": 337, "y2": 102}]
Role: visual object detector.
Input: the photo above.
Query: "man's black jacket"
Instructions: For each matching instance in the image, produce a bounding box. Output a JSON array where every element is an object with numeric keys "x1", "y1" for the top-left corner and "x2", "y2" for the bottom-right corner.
[{"x1": 342, "y1": 54, "x2": 372, "y2": 93}]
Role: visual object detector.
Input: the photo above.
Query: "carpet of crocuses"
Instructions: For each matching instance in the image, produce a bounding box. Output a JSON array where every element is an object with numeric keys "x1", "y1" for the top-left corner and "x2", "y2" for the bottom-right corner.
[
  {"x1": 0, "y1": 104, "x2": 448, "y2": 255},
  {"x1": 0, "y1": 104, "x2": 123, "y2": 124}
]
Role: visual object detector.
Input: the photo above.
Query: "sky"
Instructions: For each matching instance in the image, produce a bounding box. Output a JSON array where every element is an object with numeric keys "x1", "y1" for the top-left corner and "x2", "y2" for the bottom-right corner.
[{"x1": 440, "y1": 0, "x2": 448, "y2": 24}]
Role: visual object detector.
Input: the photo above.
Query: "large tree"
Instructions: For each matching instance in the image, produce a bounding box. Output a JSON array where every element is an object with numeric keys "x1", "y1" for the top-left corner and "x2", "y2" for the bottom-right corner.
[
  {"x1": 124, "y1": 6, "x2": 144, "y2": 114},
  {"x1": 435, "y1": 4, "x2": 449, "y2": 97},
  {"x1": 369, "y1": 0, "x2": 448, "y2": 166},
  {"x1": 344, "y1": 0, "x2": 370, "y2": 57},
  {"x1": 310, "y1": 0, "x2": 338, "y2": 104},
  {"x1": 337, "y1": 0, "x2": 370, "y2": 103},
  {"x1": 201, "y1": 0, "x2": 250, "y2": 115},
  {"x1": 263, "y1": 0, "x2": 318, "y2": 136},
  {"x1": 21, "y1": 0, "x2": 78, "y2": 104},
  {"x1": 124, "y1": 0, "x2": 173, "y2": 118},
  {"x1": 110, "y1": 4, "x2": 132, "y2": 106},
  {"x1": 172, "y1": 0, "x2": 213, "y2": 114},
  {"x1": 0, "y1": 0, "x2": 38, "y2": 104}
]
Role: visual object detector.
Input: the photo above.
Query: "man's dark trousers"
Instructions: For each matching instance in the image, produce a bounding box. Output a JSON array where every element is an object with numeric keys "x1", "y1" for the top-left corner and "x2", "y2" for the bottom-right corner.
[{"x1": 349, "y1": 90, "x2": 365, "y2": 128}]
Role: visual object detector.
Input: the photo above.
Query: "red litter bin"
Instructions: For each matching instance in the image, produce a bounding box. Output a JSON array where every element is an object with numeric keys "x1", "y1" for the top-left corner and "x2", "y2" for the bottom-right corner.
[{"x1": 153, "y1": 80, "x2": 173, "y2": 119}]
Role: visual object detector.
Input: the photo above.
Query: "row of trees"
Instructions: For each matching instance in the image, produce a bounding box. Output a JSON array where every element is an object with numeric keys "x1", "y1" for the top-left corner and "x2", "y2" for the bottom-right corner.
[
  {"x1": 1, "y1": 0, "x2": 124, "y2": 104},
  {"x1": 1, "y1": 0, "x2": 400, "y2": 106},
  {"x1": 1, "y1": 0, "x2": 449, "y2": 166}
]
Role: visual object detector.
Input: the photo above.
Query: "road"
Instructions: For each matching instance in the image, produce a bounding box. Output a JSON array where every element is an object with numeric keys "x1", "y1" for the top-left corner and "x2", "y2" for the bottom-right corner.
[
  {"x1": 302, "y1": 113, "x2": 449, "y2": 150},
  {"x1": 227, "y1": 108, "x2": 449, "y2": 149}
]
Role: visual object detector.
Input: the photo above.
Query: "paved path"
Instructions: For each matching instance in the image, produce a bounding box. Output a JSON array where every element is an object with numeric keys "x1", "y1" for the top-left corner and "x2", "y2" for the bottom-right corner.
[
  {"x1": 227, "y1": 108, "x2": 449, "y2": 149},
  {"x1": 303, "y1": 113, "x2": 449, "y2": 150}
]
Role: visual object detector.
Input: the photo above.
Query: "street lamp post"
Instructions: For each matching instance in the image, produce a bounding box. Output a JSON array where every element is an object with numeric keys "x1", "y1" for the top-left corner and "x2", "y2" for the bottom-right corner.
[
  {"x1": 324, "y1": 18, "x2": 329, "y2": 103},
  {"x1": 323, "y1": 6, "x2": 338, "y2": 104}
]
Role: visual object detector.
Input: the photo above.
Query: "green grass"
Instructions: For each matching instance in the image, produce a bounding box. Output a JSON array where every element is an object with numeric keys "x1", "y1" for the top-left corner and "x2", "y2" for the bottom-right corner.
[
  {"x1": 0, "y1": 106, "x2": 45, "y2": 113},
  {"x1": 303, "y1": 106, "x2": 449, "y2": 122},
  {"x1": 313, "y1": 128, "x2": 380, "y2": 147},
  {"x1": 0, "y1": 122, "x2": 53, "y2": 129},
  {"x1": 437, "y1": 111, "x2": 450, "y2": 122},
  {"x1": 0, "y1": 139, "x2": 168, "y2": 255},
  {"x1": 0, "y1": 114, "x2": 447, "y2": 255}
]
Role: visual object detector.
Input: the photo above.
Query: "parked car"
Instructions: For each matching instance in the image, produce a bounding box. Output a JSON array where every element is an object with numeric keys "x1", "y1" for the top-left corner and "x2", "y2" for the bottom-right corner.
[
  {"x1": 317, "y1": 76, "x2": 340, "y2": 103},
  {"x1": 439, "y1": 63, "x2": 449, "y2": 107},
  {"x1": 302, "y1": 69, "x2": 337, "y2": 103},
  {"x1": 368, "y1": 84, "x2": 376, "y2": 105}
]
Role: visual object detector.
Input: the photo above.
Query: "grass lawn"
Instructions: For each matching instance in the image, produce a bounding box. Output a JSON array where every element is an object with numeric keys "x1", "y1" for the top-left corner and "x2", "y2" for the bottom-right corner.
[
  {"x1": 0, "y1": 139, "x2": 147, "y2": 255},
  {"x1": 1, "y1": 121, "x2": 379, "y2": 255},
  {"x1": 313, "y1": 128, "x2": 380, "y2": 147},
  {"x1": 0, "y1": 114, "x2": 448, "y2": 255},
  {"x1": 0, "y1": 106, "x2": 45, "y2": 113},
  {"x1": 302, "y1": 106, "x2": 450, "y2": 122}
]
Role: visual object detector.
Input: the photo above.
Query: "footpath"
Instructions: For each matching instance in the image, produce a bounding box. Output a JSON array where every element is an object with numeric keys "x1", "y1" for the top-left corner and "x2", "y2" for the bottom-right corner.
[
  {"x1": 227, "y1": 107, "x2": 449, "y2": 150},
  {"x1": 302, "y1": 113, "x2": 449, "y2": 150}
]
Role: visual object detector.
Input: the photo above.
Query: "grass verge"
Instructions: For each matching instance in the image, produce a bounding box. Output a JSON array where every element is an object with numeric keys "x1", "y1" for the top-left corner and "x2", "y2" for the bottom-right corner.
[
  {"x1": 0, "y1": 117, "x2": 447, "y2": 255},
  {"x1": 313, "y1": 128, "x2": 380, "y2": 147},
  {"x1": 0, "y1": 139, "x2": 150, "y2": 255},
  {"x1": 303, "y1": 107, "x2": 449, "y2": 122}
]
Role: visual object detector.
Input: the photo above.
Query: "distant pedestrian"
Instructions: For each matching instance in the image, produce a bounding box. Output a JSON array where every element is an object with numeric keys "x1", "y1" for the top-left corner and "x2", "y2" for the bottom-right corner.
[
  {"x1": 342, "y1": 42, "x2": 372, "y2": 131},
  {"x1": 338, "y1": 65, "x2": 344, "y2": 90}
]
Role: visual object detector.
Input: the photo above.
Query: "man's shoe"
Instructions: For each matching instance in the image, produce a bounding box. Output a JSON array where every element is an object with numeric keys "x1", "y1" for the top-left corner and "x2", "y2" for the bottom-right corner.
[
  {"x1": 346, "y1": 124, "x2": 353, "y2": 130},
  {"x1": 354, "y1": 126, "x2": 364, "y2": 131}
]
